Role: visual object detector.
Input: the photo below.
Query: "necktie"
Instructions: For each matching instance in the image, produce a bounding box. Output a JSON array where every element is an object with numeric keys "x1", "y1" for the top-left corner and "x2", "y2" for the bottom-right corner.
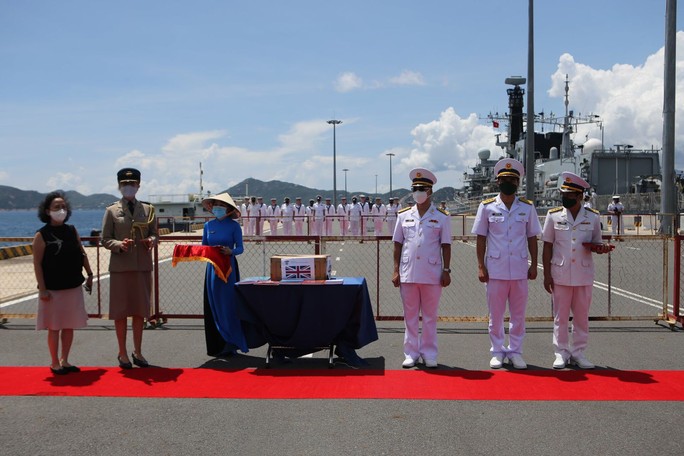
[{"x1": 128, "y1": 201, "x2": 135, "y2": 216}]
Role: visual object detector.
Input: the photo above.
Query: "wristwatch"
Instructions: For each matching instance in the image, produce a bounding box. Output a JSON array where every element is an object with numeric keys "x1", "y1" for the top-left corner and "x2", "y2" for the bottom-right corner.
[{"x1": 442, "y1": 268, "x2": 451, "y2": 273}]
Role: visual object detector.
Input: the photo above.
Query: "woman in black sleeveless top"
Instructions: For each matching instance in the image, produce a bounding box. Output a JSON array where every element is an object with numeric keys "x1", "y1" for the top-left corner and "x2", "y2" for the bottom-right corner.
[{"x1": 32, "y1": 191, "x2": 93, "y2": 375}]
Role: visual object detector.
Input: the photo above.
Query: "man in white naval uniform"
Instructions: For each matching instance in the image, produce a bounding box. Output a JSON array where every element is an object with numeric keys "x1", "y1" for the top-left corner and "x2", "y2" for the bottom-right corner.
[
  {"x1": 255, "y1": 196, "x2": 267, "y2": 235},
  {"x1": 306, "y1": 199, "x2": 315, "y2": 235},
  {"x1": 246, "y1": 196, "x2": 259, "y2": 236},
  {"x1": 542, "y1": 172, "x2": 611, "y2": 369},
  {"x1": 472, "y1": 158, "x2": 542, "y2": 370},
  {"x1": 607, "y1": 196, "x2": 624, "y2": 236},
  {"x1": 370, "y1": 197, "x2": 387, "y2": 236},
  {"x1": 337, "y1": 196, "x2": 350, "y2": 235},
  {"x1": 312, "y1": 195, "x2": 325, "y2": 236},
  {"x1": 291, "y1": 197, "x2": 305, "y2": 235},
  {"x1": 240, "y1": 197, "x2": 250, "y2": 230},
  {"x1": 392, "y1": 168, "x2": 452, "y2": 369},
  {"x1": 348, "y1": 196, "x2": 362, "y2": 236},
  {"x1": 280, "y1": 197, "x2": 294, "y2": 236},
  {"x1": 359, "y1": 194, "x2": 370, "y2": 234},
  {"x1": 323, "y1": 197, "x2": 336, "y2": 236},
  {"x1": 266, "y1": 198, "x2": 281, "y2": 236},
  {"x1": 386, "y1": 197, "x2": 400, "y2": 234}
]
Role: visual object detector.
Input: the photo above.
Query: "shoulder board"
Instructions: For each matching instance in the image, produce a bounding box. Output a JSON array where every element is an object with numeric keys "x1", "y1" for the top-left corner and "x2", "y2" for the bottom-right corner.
[
  {"x1": 549, "y1": 206, "x2": 563, "y2": 213},
  {"x1": 437, "y1": 207, "x2": 449, "y2": 215},
  {"x1": 518, "y1": 197, "x2": 533, "y2": 205},
  {"x1": 482, "y1": 197, "x2": 496, "y2": 205},
  {"x1": 140, "y1": 201, "x2": 151, "y2": 205},
  {"x1": 586, "y1": 207, "x2": 599, "y2": 214},
  {"x1": 398, "y1": 206, "x2": 412, "y2": 214},
  {"x1": 107, "y1": 201, "x2": 119, "y2": 207}
]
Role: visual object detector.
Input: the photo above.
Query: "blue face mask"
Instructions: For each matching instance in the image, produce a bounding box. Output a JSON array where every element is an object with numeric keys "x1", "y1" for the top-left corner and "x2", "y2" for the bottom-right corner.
[{"x1": 212, "y1": 206, "x2": 227, "y2": 219}]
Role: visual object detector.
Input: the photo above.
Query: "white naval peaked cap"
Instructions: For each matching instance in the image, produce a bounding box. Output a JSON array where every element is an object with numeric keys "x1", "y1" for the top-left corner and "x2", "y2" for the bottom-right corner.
[
  {"x1": 494, "y1": 158, "x2": 524, "y2": 179},
  {"x1": 409, "y1": 168, "x2": 437, "y2": 187},
  {"x1": 559, "y1": 171, "x2": 589, "y2": 193}
]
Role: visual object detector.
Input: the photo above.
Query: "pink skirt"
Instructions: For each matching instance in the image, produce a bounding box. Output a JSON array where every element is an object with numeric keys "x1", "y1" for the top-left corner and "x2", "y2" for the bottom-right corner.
[{"x1": 36, "y1": 286, "x2": 88, "y2": 330}]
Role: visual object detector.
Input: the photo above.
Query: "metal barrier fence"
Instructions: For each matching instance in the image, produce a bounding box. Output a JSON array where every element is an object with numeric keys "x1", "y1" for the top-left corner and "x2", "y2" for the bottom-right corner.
[{"x1": 1, "y1": 232, "x2": 681, "y2": 325}]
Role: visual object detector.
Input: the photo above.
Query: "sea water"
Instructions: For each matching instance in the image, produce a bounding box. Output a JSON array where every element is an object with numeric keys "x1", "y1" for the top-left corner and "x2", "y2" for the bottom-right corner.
[{"x1": 0, "y1": 209, "x2": 106, "y2": 244}]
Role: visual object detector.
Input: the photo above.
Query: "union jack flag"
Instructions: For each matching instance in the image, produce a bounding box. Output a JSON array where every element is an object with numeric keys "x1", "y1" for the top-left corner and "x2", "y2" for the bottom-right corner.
[{"x1": 284, "y1": 263, "x2": 312, "y2": 279}]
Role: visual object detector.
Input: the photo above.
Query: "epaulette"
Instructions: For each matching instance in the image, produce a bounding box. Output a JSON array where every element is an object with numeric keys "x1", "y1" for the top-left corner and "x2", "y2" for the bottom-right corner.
[
  {"x1": 398, "y1": 206, "x2": 411, "y2": 214},
  {"x1": 107, "y1": 200, "x2": 119, "y2": 207},
  {"x1": 549, "y1": 206, "x2": 563, "y2": 213},
  {"x1": 437, "y1": 207, "x2": 449, "y2": 215},
  {"x1": 585, "y1": 207, "x2": 599, "y2": 214},
  {"x1": 482, "y1": 197, "x2": 496, "y2": 205},
  {"x1": 140, "y1": 201, "x2": 152, "y2": 205},
  {"x1": 518, "y1": 197, "x2": 533, "y2": 205}
]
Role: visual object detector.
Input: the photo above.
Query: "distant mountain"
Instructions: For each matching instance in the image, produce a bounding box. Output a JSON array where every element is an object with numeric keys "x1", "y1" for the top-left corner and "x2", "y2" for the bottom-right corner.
[
  {"x1": 0, "y1": 178, "x2": 461, "y2": 211},
  {"x1": 222, "y1": 178, "x2": 418, "y2": 205},
  {"x1": 0, "y1": 185, "x2": 118, "y2": 210}
]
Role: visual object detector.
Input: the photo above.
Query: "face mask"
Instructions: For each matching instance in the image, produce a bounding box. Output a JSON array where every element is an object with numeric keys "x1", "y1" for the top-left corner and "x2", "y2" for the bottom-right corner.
[
  {"x1": 562, "y1": 197, "x2": 578, "y2": 209},
  {"x1": 121, "y1": 185, "x2": 138, "y2": 199},
  {"x1": 499, "y1": 182, "x2": 518, "y2": 195},
  {"x1": 49, "y1": 209, "x2": 67, "y2": 223},
  {"x1": 212, "y1": 207, "x2": 227, "y2": 219},
  {"x1": 412, "y1": 191, "x2": 428, "y2": 204}
]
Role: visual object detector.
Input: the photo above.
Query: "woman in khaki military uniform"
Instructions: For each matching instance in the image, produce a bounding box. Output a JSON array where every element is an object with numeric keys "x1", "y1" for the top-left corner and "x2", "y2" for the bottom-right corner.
[{"x1": 101, "y1": 168, "x2": 157, "y2": 369}]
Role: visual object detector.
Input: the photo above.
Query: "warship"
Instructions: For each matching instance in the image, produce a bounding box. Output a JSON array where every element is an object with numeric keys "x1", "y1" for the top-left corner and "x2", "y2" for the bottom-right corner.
[{"x1": 459, "y1": 76, "x2": 662, "y2": 214}]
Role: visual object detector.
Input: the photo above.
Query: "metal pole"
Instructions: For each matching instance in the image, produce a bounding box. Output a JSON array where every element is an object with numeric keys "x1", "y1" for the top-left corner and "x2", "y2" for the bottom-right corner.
[
  {"x1": 327, "y1": 120, "x2": 342, "y2": 207},
  {"x1": 342, "y1": 168, "x2": 349, "y2": 199},
  {"x1": 661, "y1": 0, "x2": 677, "y2": 236},
  {"x1": 386, "y1": 153, "x2": 395, "y2": 199},
  {"x1": 525, "y1": 0, "x2": 535, "y2": 201}
]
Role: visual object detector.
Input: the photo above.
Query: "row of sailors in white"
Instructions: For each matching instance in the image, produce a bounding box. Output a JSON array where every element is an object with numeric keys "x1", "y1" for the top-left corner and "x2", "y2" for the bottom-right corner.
[{"x1": 240, "y1": 195, "x2": 402, "y2": 236}]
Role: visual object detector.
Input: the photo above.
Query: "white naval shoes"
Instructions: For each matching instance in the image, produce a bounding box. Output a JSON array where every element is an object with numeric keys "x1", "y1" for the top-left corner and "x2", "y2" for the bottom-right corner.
[
  {"x1": 553, "y1": 353, "x2": 568, "y2": 369},
  {"x1": 489, "y1": 354, "x2": 504, "y2": 369},
  {"x1": 507, "y1": 353, "x2": 527, "y2": 370},
  {"x1": 423, "y1": 359, "x2": 438, "y2": 369},
  {"x1": 570, "y1": 354, "x2": 595, "y2": 369},
  {"x1": 402, "y1": 356, "x2": 417, "y2": 368}
]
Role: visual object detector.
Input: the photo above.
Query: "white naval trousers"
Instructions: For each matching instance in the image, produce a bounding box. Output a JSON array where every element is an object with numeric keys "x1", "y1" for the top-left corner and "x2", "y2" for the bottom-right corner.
[
  {"x1": 339, "y1": 219, "x2": 349, "y2": 235},
  {"x1": 400, "y1": 283, "x2": 442, "y2": 362},
  {"x1": 349, "y1": 220, "x2": 360, "y2": 236},
  {"x1": 552, "y1": 284, "x2": 592, "y2": 359},
  {"x1": 282, "y1": 221, "x2": 293, "y2": 236},
  {"x1": 268, "y1": 220, "x2": 278, "y2": 235},
  {"x1": 610, "y1": 215, "x2": 623, "y2": 235},
  {"x1": 486, "y1": 279, "x2": 528, "y2": 356}
]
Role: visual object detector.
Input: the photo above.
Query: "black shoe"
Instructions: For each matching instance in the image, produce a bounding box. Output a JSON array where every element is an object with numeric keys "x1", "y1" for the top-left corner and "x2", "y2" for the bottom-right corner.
[
  {"x1": 50, "y1": 366, "x2": 68, "y2": 375},
  {"x1": 118, "y1": 355, "x2": 133, "y2": 369},
  {"x1": 62, "y1": 365, "x2": 81, "y2": 373},
  {"x1": 131, "y1": 352, "x2": 149, "y2": 368}
]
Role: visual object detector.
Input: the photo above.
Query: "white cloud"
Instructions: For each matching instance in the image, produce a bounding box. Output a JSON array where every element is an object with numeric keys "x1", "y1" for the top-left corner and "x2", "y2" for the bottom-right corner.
[
  {"x1": 389, "y1": 70, "x2": 425, "y2": 86},
  {"x1": 46, "y1": 172, "x2": 91, "y2": 194},
  {"x1": 402, "y1": 108, "x2": 499, "y2": 188},
  {"x1": 548, "y1": 32, "x2": 684, "y2": 159},
  {"x1": 334, "y1": 72, "x2": 363, "y2": 92}
]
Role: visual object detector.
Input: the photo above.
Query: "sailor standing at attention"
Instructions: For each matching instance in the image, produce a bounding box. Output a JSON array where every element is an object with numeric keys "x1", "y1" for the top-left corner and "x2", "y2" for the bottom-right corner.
[
  {"x1": 291, "y1": 197, "x2": 304, "y2": 235},
  {"x1": 542, "y1": 172, "x2": 610, "y2": 369},
  {"x1": 392, "y1": 168, "x2": 452, "y2": 369},
  {"x1": 337, "y1": 196, "x2": 350, "y2": 235},
  {"x1": 386, "y1": 197, "x2": 400, "y2": 234},
  {"x1": 280, "y1": 197, "x2": 294, "y2": 236},
  {"x1": 323, "y1": 197, "x2": 336, "y2": 236},
  {"x1": 371, "y1": 196, "x2": 387, "y2": 236},
  {"x1": 607, "y1": 195, "x2": 624, "y2": 237},
  {"x1": 266, "y1": 198, "x2": 281, "y2": 236},
  {"x1": 471, "y1": 158, "x2": 542, "y2": 370}
]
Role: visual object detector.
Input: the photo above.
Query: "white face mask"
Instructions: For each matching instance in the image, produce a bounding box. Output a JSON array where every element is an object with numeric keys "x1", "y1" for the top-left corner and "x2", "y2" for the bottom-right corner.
[
  {"x1": 412, "y1": 191, "x2": 428, "y2": 204},
  {"x1": 49, "y1": 209, "x2": 67, "y2": 223},
  {"x1": 121, "y1": 185, "x2": 138, "y2": 199}
]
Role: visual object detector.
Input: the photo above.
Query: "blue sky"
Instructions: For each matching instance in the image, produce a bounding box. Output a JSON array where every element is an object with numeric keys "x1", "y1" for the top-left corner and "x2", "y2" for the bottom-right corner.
[{"x1": 1, "y1": 0, "x2": 682, "y2": 199}]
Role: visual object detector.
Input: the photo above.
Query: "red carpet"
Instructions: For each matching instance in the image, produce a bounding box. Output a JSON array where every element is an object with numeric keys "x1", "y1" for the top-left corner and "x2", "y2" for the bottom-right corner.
[{"x1": 2, "y1": 367, "x2": 684, "y2": 400}]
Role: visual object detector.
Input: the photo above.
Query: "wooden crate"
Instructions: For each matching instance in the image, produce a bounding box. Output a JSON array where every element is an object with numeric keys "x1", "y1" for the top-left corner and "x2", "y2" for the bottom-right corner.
[{"x1": 270, "y1": 254, "x2": 331, "y2": 281}]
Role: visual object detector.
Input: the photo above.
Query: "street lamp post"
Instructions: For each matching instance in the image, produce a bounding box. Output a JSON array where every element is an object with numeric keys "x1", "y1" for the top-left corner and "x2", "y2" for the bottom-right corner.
[
  {"x1": 385, "y1": 152, "x2": 395, "y2": 199},
  {"x1": 327, "y1": 119, "x2": 342, "y2": 207},
  {"x1": 342, "y1": 168, "x2": 349, "y2": 199},
  {"x1": 375, "y1": 174, "x2": 378, "y2": 196}
]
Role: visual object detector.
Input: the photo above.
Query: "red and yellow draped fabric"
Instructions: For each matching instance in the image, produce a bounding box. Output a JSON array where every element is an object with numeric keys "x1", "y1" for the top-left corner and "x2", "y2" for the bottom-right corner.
[{"x1": 172, "y1": 245, "x2": 232, "y2": 283}]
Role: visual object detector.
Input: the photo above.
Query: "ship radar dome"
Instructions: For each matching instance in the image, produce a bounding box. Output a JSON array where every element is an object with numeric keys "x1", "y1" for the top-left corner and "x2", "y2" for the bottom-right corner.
[
  {"x1": 581, "y1": 138, "x2": 603, "y2": 154},
  {"x1": 477, "y1": 148, "x2": 491, "y2": 161}
]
